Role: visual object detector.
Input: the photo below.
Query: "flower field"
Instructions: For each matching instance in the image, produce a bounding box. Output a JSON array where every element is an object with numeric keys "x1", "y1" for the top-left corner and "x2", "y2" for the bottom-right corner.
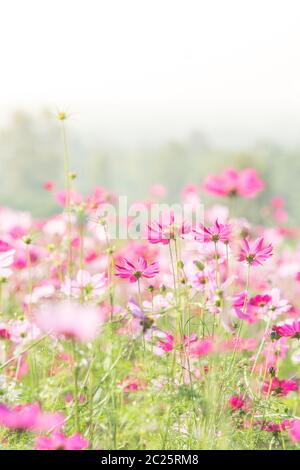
[{"x1": 0, "y1": 125, "x2": 299, "y2": 450}]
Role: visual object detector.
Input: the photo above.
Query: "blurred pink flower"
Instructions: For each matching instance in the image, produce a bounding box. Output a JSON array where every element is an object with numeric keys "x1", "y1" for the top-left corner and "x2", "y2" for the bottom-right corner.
[
  {"x1": 0, "y1": 324, "x2": 10, "y2": 340},
  {"x1": 0, "y1": 403, "x2": 64, "y2": 432},
  {"x1": 155, "y1": 332, "x2": 197, "y2": 355},
  {"x1": 43, "y1": 181, "x2": 54, "y2": 191},
  {"x1": 62, "y1": 269, "x2": 107, "y2": 298},
  {"x1": 193, "y1": 219, "x2": 231, "y2": 244},
  {"x1": 289, "y1": 419, "x2": 300, "y2": 442},
  {"x1": 35, "y1": 432, "x2": 88, "y2": 450},
  {"x1": 55, "y1": 189, "x2": 82, "y2": 207},
  {"x1": 0, "y1": 240, "x2": 12, "y2": 252},
  {"x1": 10, "y1": 319, "x2": 40, "y2": 344},
  {"x1": 190, "y1": 271, "x2": 210, "y2": 291},
  {"x1": 238, "y1": 237, "x2": 272, "y2": 266},
  {"x1": 189, "y1": 338, "x2": 213, "y2": 357},
  {"x1": 263, "y1": 377, "x2": 298, "y2": 396},
  {"x1": 119, "y1": 377, "x2": 146, "y2": 392},
  {"x1": 147, "y1": 211, "x2": 190, "y2": 245},
  {"x1": 263, "y1": 288, "x2": 291, "y2": 319},
  {"x1": 24, "y1": 283, "x2": 55, "y2": 305},
  {"x1": 115, "y1": 257, "x2": 159, "y2": 283},
  {"x1": 203, "y1": 168, "x2": 265, "y2": 198},
  {"x1": 232, "y1": 291, "x2": 257, "y2": 323},
  {"x1": 256, "y1": 419, "x2": 291, "y2": 433},
  {"x1": 150, "y1": 184, "x2": 166, "y2": 198},
  {"x1": 85, "y1": 186, "x2": 107, "y2": 210},
  {"x1": 228, "y1": 395, "x2": 245, "y2": 410},
  {"x1": 272, "y1": 319, "x2": 300, "y2": 339},
  {"x1": 271, "y1": 197, "x2": 287, "y2": 224},
  {"x1": 0, "y1": 249, "x2": 15, "y2": 278},
  {"x1": 35, "y1": 301, "x2": 103, "y2": 343},
  {"x1": 181, "y1": 184, "x2": 200, "y2": 207}
]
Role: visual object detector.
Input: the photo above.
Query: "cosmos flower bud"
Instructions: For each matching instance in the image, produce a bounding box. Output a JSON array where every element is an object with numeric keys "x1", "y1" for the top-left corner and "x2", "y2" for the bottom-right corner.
[
  {"x1": 195, "y1": 261, "x2": 205, "y2": 271},
  {"x1": 22, "y1": 236, "x2": 32, "y2": 245},
  {"x1": 68, "y1": 171, "x2": 77, "y2": 180},
  {"x1": 268, "y1": 367, "x2": 276, "y2": 378},
  {"x1": 57, "y1": 111, "x2": 67, "y2": 121}
]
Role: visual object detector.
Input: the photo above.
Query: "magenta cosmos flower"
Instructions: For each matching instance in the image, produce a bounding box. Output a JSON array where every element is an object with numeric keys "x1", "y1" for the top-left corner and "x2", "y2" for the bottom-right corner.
[
  {"x1": 35, "y1": 432, "x2": 89, "y2": 450},
  {"x1": 115, "y1": 257, "x2": 159, "y2": 283},
  {"x1": 289, "y1": 419, "x2": 300, "y2": 442},
  {"x1": 228, "y1": 395, "x2": 245, "y2": 410},
  {"x1": 203, "y1": 168, "x2": 265, "y2": 198},
  {"x1": 0, "y1": 403, "x2": 64, "y2": 432},
  {"x1": 193, "y1": 219, "x2": 231, "y2": 244},
  {"x1": 263, "y1": 377, "x2": 298, "y2": 397},
  {"x1": 35, "y1": 301, "x2": 103, "y2": 343},
  {"x1": 238, "y1": 237, "x2": 272, "y2": 266},
  {"x1": 272, "y1": 320, "x2": 300, "y2": 339},
  {"x1": 147, "y1": 211, "x2": 190, "y2": 245}
]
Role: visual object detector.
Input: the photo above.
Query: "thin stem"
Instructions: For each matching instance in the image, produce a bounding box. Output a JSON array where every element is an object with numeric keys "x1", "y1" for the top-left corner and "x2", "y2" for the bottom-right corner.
[
  {"x1": 229, "y1": 263, "x2": 251, "y2": 369},
  {"x1": 0, "y1": 334, "x2": 49, "y2": 371},
  {"x1": 214, "y1": 241, "x2": 220, "y2": 289},
  {"x1": 72, "y1": 340, "x2": 80, "y2": 432},
  {"x1": 60, "y1": 121, "x2": 72, "y2": 277},
  {"x1": 168, "y1": 242, "x2": 177, "y2": 303},
  {"x1": 251, "y1": 316, "x2": 271, "y2": 375}
]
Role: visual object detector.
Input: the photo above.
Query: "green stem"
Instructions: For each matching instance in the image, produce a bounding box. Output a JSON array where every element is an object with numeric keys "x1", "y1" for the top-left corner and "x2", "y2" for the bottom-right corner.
[
  {"x1": 72, "y1": 340, "x2": 80, "y2": 432},
  {"x1": 60, "y1": 121, "x2": 72, "y2": 277},
  {"x1": 168, "y1": 242, "x2": 178, "y2": 303}
]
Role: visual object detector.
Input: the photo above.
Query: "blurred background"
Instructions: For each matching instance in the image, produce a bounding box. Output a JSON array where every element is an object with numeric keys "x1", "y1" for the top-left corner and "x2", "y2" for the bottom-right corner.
[{"x1": 1, "y1": 1, "x2": 300, "y2": 222}]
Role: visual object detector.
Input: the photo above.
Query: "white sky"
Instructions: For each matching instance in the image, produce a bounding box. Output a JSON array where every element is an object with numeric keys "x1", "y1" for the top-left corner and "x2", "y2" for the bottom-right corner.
[{"x1": 1, "y1": 0, "x2": 300, "y2": 146}]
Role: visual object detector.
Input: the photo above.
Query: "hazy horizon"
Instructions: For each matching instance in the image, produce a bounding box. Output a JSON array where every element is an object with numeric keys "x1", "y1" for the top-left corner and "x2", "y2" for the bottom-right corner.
[{"x1": 1, "y1": 0, "x2": 300, "y2": 148}]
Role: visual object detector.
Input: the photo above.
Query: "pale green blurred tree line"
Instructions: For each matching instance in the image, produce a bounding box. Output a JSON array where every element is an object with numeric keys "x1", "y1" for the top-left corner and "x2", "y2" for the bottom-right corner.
[{"x1": 0, "y1": 110, "x2": 299, "y2": 225}]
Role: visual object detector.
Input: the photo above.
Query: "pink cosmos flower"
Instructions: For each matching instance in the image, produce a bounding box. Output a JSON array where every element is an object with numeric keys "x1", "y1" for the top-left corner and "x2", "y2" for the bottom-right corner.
[
  {"x1": 256, "y1": 419, "x2": 291, "y2": 433},
  {"x1": 228, "y1": 395, "x2": 245, "y2": 410},
  {"x1": 0, "y1": 249, "x2": 15, "y2": 278},
  {"x1": 0, "y1": 240, "x2": 12, "y2": 252},
  {"x1": 271, "y1": 197, "x2": 287, "y2": 224},
  {"x1": 0, "y1": 403, "x2": 64, "y2": 432},
  {"x1": 35, "y1": 301, "x2": 103, "y2": 343},
  {"x1": 35, "y1": 432, "x2": 89, "y2": 450},
  {"x1": 193, "y1": 219, "x2": 231, "y2": 244},
  {"x1": 24, "y1": 283, "x2": 55, "y2": 305},
  {"x1": 190, "y1": 271, "x2": 210, "y2": 291},
  {"x1": 238, "y1": 237, "x2": 272, "y2": 266},
  {"x1": 43, "y1": 181, "x2": 54, "y2": 191},
  {"x1": 263, "y1": 377, "x2": 298, "y2": 397},
  {"x1": 54, "y1": 189, "x2": 82, "y2": 207},
  {"x1": 249, "y1": 294, "x2": 272, "y2": 317},
  {"x1": 189, "y1": 338, "x2": 213, "y2": 357},
  {"x1": 232, "y1": 291, "x2": 257, "y2": 323},
  {"x1": 264, "y1": 288, "x2": 291, "y2": 319},
  {"x1": 147, "y1": 211, "x2": 190, "y2": 245},
  {"x1": 85, "y1": 186, "x2": 107, "y2": 210},
  {"x1": 289, "y1": 419, "x2": 300, "y2": 442},
  {"x1": 62, "y1": 269, "x2": 107, "y2": 298},
  {"x1": 10, "y1": 319, "x2": 40, "y2": 344},
  {"x1": 203, "y1": 168, "x2": 265, "y2": 198},
  {"x1": 272, "y1": 319, "x2": 300, "y2": 339},
  {"x1": 115, "y1": 257, "x2": 159, "y2": 283},
  {"x1": 119, "y1": 377, "x2": 146, "y2": 392},
  {"x1": 143, "y1": 293, "x2": 174, "y2": 313},
  {"x1": 150, "y1": 184, "x2": 166, "y2": 198},
  {"x1": 155, "y1": 332, "x2": 197, "y2": 355},
  {"x1": 181, "y1": 184, "x2": 200, "y2": 207},
  {"x1": 220, "y1": 337, "x2": 257, "y2": 352},
  {"x1": 0, "y1": 324, "x2": 10, "y2": 340}
]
